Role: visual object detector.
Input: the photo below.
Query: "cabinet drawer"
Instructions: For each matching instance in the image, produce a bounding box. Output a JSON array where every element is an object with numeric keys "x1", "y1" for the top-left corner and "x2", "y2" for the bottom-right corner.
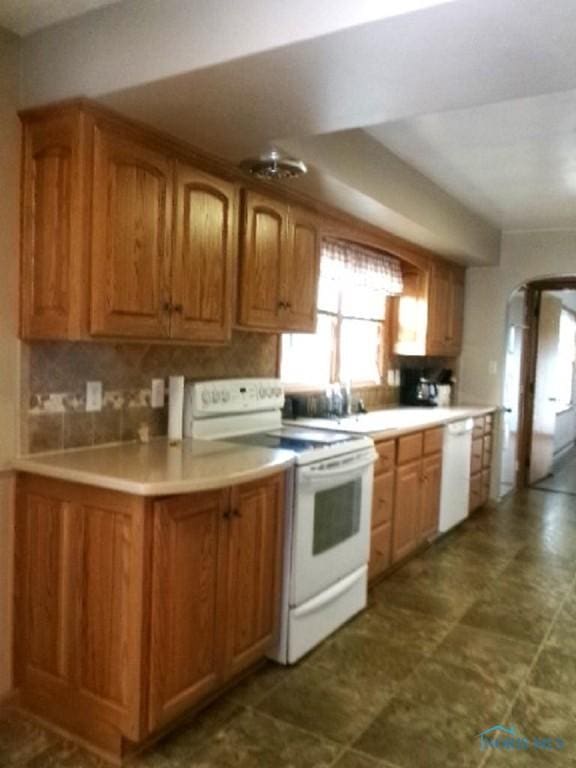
[
  {"x1": 484, "y1": 413, "x2": 494, "y2": 434},
  {"x1": 471, "y1": 437, "x2": 483, "y2": 475},
  {"x1": 372, "y1": 471, "x2": 394, "y2": 527},
  {"x1": 423, "y1": 427, "x2": 443, "y2": 456},
  {"x1": 482, "y1": 434, "x2": 492, "y2": 469},
  {"x1": 374, "y1": 440, "x2": 395, "y2": 475},
  {"x1": 469, "y1": 472, "x2": 482, "y2": 512},
  {"x1": 369, "y1": 521, "x2": 392, "y2": 581},
  {"x1": 397, "y1": 432, "x2": 423, "y2": 465},
  {"x1": 472, "y1": 417, "x2": 485, "y2": 439}
]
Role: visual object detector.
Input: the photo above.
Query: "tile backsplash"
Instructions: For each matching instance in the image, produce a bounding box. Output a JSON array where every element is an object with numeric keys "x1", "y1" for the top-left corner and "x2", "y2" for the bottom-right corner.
[{"x1": 24, "y1": 333, "x2": 280, "y2": 454}]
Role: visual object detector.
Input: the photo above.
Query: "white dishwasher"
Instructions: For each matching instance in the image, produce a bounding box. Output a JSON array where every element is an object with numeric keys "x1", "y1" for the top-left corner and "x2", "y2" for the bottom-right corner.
[{"x1": 439, "y1": 418, "x2": 474, "y2": 533}]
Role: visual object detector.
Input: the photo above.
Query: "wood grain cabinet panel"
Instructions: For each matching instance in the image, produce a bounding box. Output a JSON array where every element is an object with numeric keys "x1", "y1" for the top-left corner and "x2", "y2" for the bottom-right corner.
[
  {"x1": 281, "y1": 207, "x2": 320, "y2": 332},
  {"x1": 469, "y1": 414, "x2": 495, "y2": 513},
  {"x1": 238, "y1": 191, "x2": 287, "y2": 330},
  {"x1": 419, "y1": 453, "x2": 442, "y2": 540},
  {"x1": 21, "y1": 110, "x2": 88, "y2": 339},
  {"x1": 374, "y1": 440, "x2": 395, "y2": 475},
  {"x1": 227, "y1": 474, "x2": 284, "y2": 678},
  {"x1": 90, "y1": 123, "x2": 173, "y2": 338},
  {"x1": 148, "y1": 490, "x2": 229, "y2": 731},
  {"x1": 392, "y1": 460, "x2": 422, "y2": 563},
  {"x1": 397, "y1": 433, "x2": 423, "y2": 465},
  {"x1": 369, "y1": 522, "x2": 392, "y2": 581},
  {"x1": 372, "y1": 471, "x2": 394, "y2": 528},
  {"x1": 171, "y1": 164, "x2": 236, "y2": 342}
]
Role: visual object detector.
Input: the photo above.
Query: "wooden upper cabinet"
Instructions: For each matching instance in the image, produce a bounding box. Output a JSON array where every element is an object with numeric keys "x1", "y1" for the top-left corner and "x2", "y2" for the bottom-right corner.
[
  {"x1": 226, "y1": 473, "x2": 284, "y2": 678},
  {"x1": 238, "y1": 191, "x2": 320, "y2": 333},
  {"x1": 90, "y1": 123, "x2": 173, "y2": 338},
  {"x1": 393, "y1": 260, "x2": 465, "y2": 358},
  {"x1": 281, "y1": 206, "x2": 320, "y2": 332},
  {"x1": 149, "y1": 489, "x2": 229, "y2": 731},
  {"x1": 426, "y1": 262, "x2": 465, "y2": 357},
  {"x1": 238, "y1": 191, "x2": 287, "y2": 329},
  {"x1": 21, "y1": 109, "x2": 88, "y2": 339},
  {"x1": 171, "y1": 164, "x2": 237, "y2": 342}
]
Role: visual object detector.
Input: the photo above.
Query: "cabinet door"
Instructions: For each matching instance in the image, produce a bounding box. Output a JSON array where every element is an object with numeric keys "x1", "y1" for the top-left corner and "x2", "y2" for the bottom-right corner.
[
  {"x1": 226, "y1": 474, "x2": 284, "y2": 678},
  {"x1": 392, "y1": 460, "x2": 422, "y2": 563},
  {"x1": 90, "y1": 123, "x2": 172, "y2": 338},
  {"x1": 420, "y1": 453, "x2": 442, "y2": 541},
  {"x1": 427, "y1": 263, "x2": 451, "y2": 355},
  {"x1": 149, "y1": 489, "x2": 229, "y2": 731},
  {"x1": 21, "y1": 111, "x2": 87, "y2": 339},
  {"x1": 171, "y1": 164, "x2": 236, "y2": 342},
  {"x1": 238, "y1": 191, "x2": 287, "y2": 329},
  {"x1": 446, "y1": 268, "x2": 465, "y2": 355},
  {"x1": 16, "y1": 477, "x2": 148, "y2": 746},
  {"x1": 281, "y1": 207, "x2": 320, "y2": 332},
  {"x1": 369, "y1": 521, "x2": 392, "y2": 581},
  {"x1": 372, "y1": 471, "x2": 394, "y2": 528}
]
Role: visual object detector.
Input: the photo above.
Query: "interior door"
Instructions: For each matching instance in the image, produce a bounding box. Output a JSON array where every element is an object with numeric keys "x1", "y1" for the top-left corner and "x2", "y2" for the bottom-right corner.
[
  {"x1": 529, "y1": 294, "x2": 561, "y2": 483},
  {"x1": 499, "y1": 289, "x2": 526, "y2": 497},
  {"x1": 90, "y1": 123, "x2": 172, "y2": 338},
  {"x1": 171, "y1": 163, "x2": 236, "y2": 342}
]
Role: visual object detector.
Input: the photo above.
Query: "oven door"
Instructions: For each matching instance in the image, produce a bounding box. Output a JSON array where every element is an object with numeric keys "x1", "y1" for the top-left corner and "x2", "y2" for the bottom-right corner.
[{"x1": 290, "y1": 448, "x2": 376, "y2": 606}]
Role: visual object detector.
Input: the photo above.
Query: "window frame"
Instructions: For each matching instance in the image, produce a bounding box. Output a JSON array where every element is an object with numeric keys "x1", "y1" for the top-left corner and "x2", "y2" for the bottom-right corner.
[{"x1": 280, "y1": 286, "x2": 387, "y2": 392}]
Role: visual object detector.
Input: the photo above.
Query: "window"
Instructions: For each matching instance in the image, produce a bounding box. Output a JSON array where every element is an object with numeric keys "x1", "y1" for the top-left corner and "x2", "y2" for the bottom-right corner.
[
  {"x1": 281, "y1": 241, "x2": 403, "y2": 388},
  {"x1": 556, "y1": 309, "x2": 576, "y2": 409}
]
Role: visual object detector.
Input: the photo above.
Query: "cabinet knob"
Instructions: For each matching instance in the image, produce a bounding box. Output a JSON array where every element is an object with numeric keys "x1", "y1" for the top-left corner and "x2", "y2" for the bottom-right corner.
[
  {"x1": 277, "y1": 301, "x2": 287, "y2": 310},
  {"x1": 223, "y1": 510, "x2": 232, "y2": 520},
  {"x1": 163, "y1": 301, "x2": 173, "y2": 313},
  {"x1": 233, "y1": 509, "x2": 242, "y2": 518},
  {"x1": 173, "y1": 304, "x2": 183, "y2": 313}
]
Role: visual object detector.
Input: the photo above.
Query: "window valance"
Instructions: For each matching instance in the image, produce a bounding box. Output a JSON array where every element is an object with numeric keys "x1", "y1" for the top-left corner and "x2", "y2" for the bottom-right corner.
[{"x1": 321, "y1": 240, "x2": 404, "y2": 296}]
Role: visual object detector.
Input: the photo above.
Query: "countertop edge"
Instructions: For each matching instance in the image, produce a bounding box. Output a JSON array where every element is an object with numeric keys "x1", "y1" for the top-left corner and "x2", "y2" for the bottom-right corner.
[{"x1": 12, "y1": 454, "x2": 296, "y2": 497}]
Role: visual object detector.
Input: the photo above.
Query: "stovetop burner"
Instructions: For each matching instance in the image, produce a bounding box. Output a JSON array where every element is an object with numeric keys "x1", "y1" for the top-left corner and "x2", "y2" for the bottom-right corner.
[{"x1": 227, "y1": 427, "x2": 359, "y2": 454}]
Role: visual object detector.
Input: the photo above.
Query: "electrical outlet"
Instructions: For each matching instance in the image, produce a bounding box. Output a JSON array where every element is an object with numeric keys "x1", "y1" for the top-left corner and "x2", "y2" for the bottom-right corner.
[
  {"x1": 86, "y1": 381, "x2": 102, "y2": 412},
  {"x1": 151, "y1": 378, "x2": 165, "y2": 409}
]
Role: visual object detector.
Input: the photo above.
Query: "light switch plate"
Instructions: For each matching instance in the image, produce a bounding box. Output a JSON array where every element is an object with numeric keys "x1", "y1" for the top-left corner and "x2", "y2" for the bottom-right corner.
[
  {"x1": 151, "y1": 378, "x2": 165, "y2": 409},
  {"x1": 86, "y1": 381, "x2": 102, "y2": 412}
]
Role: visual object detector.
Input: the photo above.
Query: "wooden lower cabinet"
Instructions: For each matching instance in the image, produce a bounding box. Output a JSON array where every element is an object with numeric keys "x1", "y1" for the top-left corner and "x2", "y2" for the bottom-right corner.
[
  {"x1": 392, "y1": 459, "x2": 422, "y2": 562},
  {"x1": 15, "y1": 472, "x2": 285, "y2": 761},
  {"x1": 469, "y1": 414, "x2": 495, "y2": 513},
  {"x1": 370, "y1": 429, "x2": 443, "y2": 578}
]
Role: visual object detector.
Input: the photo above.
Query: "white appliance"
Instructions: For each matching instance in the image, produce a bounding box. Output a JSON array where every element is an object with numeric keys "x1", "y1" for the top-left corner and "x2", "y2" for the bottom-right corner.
[
  {"x1": 438, "y1": 418, "x2": 474, "y2": 533},
  {"x1": 183, "y1": 378, "x2": 377, "y2": 664}
]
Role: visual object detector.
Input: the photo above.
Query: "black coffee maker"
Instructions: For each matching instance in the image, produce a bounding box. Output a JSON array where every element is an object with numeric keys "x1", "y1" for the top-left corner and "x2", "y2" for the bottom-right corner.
[{"x1": 399, "y1": 368, "x2": 439, "y2": 407}]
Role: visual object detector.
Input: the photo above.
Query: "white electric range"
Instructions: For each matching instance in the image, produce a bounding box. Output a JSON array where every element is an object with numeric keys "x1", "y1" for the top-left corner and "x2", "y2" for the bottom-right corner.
[{"x1": 183, "y1": 378, "x2": 377, "y2": 664}]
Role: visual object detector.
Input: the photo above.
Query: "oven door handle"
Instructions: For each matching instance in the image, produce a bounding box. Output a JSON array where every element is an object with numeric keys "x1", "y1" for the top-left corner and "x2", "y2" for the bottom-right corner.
[{"x1": 300, "y1": 450, "x2": 377, "y2": 480}]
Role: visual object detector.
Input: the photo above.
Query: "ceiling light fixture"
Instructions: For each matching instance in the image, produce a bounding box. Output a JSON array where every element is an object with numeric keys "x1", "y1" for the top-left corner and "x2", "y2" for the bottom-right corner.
[{"x1": 239, "y1": 150, "x2": 307, "y2": 180}]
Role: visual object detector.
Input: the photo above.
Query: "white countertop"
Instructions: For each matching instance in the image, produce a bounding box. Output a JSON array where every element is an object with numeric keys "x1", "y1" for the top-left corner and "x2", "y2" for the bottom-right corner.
[
  {"x1": 285, "y1": 405, "x2": 498, "y2": 441},
  {"x1": 13, "y1": 438, "x2": 295, "y2": 496}
]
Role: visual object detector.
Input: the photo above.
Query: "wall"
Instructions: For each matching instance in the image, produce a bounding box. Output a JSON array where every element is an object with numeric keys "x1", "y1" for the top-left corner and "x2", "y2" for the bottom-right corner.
[
  {"x1": 554, "y1": 408, "x2": 576, "y2": 456},
  {"x1": 23, "y1": 333, "x2": 280, "y2": 454},
  {"x1": 460, "y1": 230, "x2": 576, "y2": 495},
  {"x1": 0, "y1": 28, "x2": 20, "y2": 698}
]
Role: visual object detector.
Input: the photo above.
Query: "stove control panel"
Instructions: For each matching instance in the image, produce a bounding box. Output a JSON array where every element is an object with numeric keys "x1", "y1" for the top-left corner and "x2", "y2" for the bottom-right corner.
[{"x1": 185, "y1": 378, "x2": 284, "y2": 419}]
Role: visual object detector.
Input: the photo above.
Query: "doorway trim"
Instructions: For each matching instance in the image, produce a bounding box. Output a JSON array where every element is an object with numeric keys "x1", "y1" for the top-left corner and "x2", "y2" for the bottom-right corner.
[{"x1": 516, "y1": 277, "x2": 576, "y2": 489}]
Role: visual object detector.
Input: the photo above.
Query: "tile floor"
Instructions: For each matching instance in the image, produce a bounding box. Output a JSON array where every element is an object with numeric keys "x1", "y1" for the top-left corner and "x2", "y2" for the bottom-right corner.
[
  {"x1": 533, "y1": 448, "x2": 576, "y2": 496},
  {"x1": 3, "y1": 487, "x2": 576, "y2": 767}
]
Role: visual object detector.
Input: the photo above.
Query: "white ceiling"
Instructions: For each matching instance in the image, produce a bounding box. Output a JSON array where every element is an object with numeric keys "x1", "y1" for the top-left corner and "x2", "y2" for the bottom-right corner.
[
  {"x1": 0, "y1": 0, "x2": 120, "y2": 36},
  {"x1": 14, "y1": 0, "x2": 576, "y2": 264},
  {"x1": 367, "y1": 90, "x2": 576, "y2": 230}
]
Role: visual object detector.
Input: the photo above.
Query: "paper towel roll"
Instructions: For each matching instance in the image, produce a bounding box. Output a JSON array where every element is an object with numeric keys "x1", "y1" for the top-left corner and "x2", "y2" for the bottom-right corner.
[{"x1": 168, "y1": 376, "x2": 184, "y2": 444}]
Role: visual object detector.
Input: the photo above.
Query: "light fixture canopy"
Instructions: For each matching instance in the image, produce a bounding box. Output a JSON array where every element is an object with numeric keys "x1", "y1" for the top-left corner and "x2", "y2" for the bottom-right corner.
[{"x1": 239, "y1": 150, "x2": 307, "y2": 180}]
